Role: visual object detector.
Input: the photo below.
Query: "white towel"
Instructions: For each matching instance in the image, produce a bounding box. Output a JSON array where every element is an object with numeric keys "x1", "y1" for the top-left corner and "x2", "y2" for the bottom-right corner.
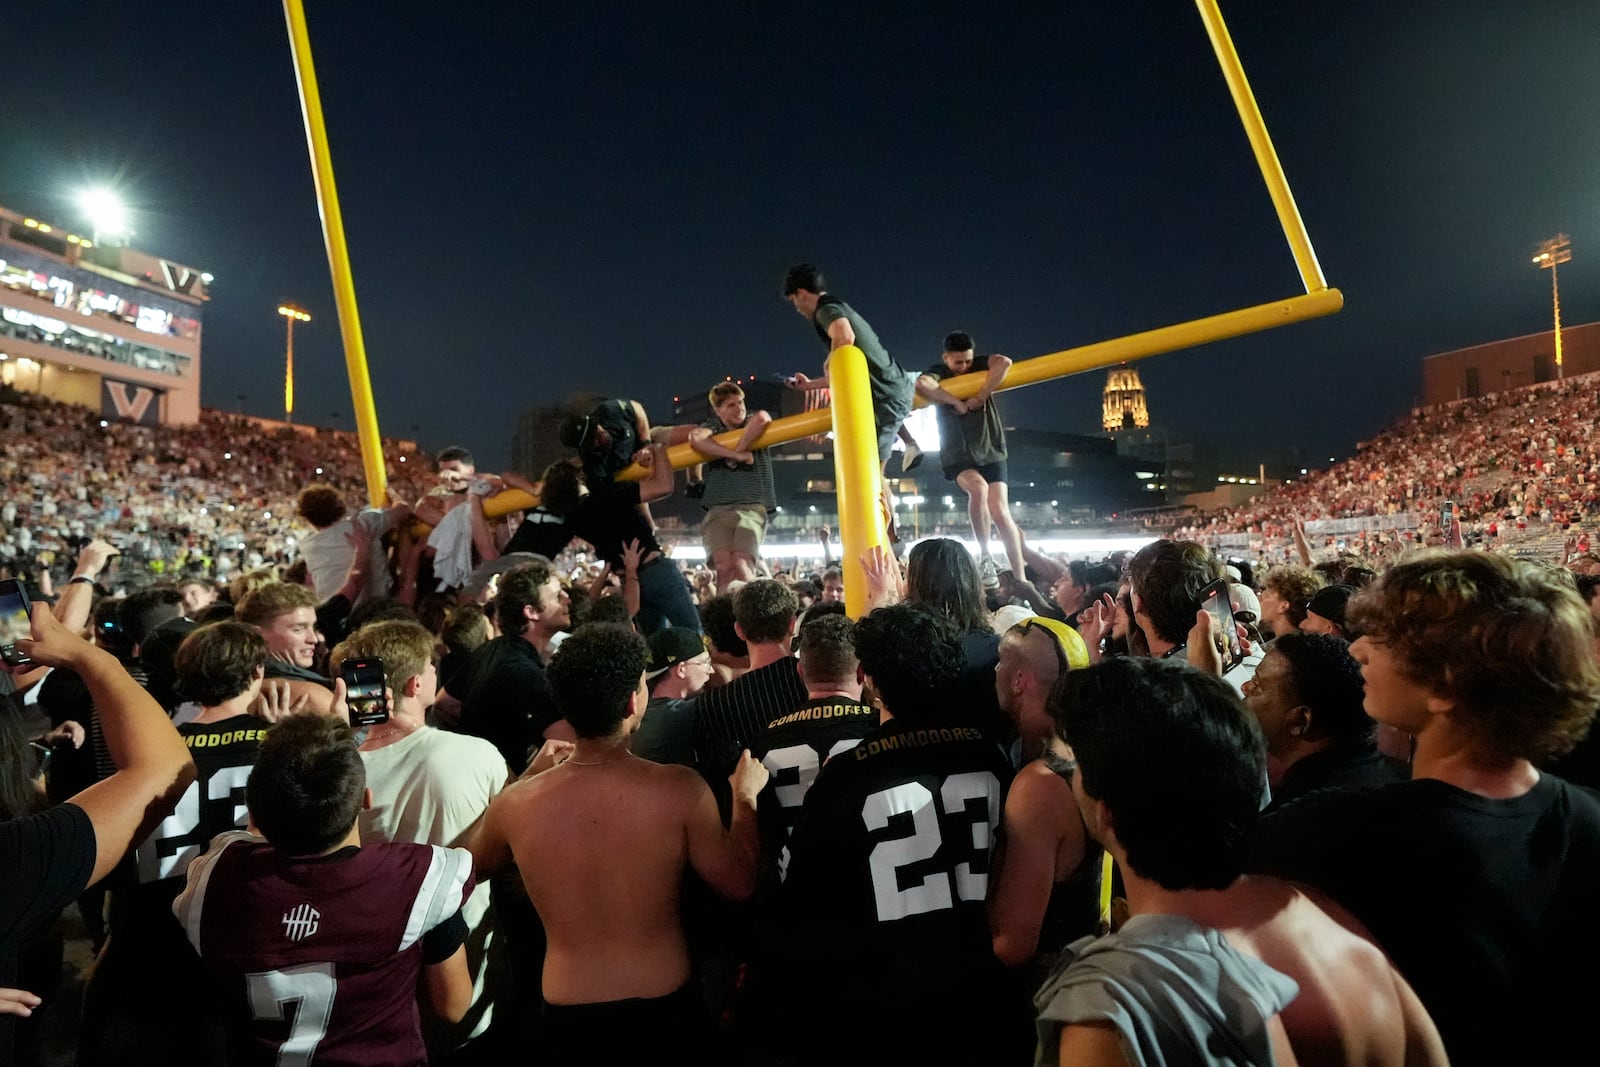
[{"x1": 427, "y1": 504, "x2": 475, "y2": 591}]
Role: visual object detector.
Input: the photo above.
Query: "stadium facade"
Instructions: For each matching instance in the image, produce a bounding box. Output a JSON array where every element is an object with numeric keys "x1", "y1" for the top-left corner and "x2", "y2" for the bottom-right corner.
[
  {"x1": 0, "y1": 201, "x2": 209, "y2": 426},
  {"x1": 1422, "y1": 321, "x2": 1600, "y2": 406}
]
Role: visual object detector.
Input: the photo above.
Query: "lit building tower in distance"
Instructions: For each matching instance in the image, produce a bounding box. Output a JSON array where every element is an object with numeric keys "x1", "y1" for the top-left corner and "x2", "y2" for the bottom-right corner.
[{"x1": 1102, "y1": 364, "x2": 1150, "y2": 432}]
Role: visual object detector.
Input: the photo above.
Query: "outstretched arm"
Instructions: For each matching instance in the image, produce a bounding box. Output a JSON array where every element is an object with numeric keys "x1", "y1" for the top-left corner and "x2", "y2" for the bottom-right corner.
[{"x1": 15, "y1": 606, "x2": 195, "y2": 886}]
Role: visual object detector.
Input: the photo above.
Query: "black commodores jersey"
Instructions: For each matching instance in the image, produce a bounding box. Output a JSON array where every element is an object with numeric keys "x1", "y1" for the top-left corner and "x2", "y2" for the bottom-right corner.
[
  {"x1": 770, "y1": 716, "x2": 1024, "y2": 1060},
  {"x1": 752, "y1": 696, "x2": 877, "y2": 843}
]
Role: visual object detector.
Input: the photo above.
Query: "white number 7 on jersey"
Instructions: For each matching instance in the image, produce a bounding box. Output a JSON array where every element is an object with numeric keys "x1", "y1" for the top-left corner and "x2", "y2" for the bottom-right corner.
[{"x1": 246, "y1": 962, "x2": 335, "y2": 1066}]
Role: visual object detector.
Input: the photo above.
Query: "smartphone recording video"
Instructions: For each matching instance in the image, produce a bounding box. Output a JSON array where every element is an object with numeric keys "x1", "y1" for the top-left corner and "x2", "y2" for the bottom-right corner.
[
  {"x1": 1197, "y1": 577, "x2": 1245, "y2": 673},
  {"x1": 0, "y1": 579, "x2": 34, "y2": 668},
  {"x1": 340, "y1": 657, "x2": 389, "y2": 727}
]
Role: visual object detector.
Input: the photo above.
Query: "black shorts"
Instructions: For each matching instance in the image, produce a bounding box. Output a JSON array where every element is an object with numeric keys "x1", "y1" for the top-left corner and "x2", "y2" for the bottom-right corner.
[
  {"x1": 541, "y1": 982, "x2": 710, "y2": 1060},
  {"x1": 943, "y1": 460, "x2": 1008, "y2": 485}
]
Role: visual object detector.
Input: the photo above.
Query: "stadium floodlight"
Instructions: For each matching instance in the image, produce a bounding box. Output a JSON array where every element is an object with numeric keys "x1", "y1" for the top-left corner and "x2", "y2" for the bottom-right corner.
[
  {"x1": 77, "y1": 188, "x2": 129, "y2": 244},
  {"x1": 277, "y1": 304, "x2": 312, "y2": 422},
  {"x1": 1532, "y1": 234, "x2": 1572, "y2": 380}
]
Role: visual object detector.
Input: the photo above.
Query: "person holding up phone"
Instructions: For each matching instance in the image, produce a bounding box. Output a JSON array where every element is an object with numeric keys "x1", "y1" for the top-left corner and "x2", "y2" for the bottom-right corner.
[
  {"x1": 331, "y1": 621, "x2": 511, "y2": 1061},
  {"x1": 0, "y1": 591, "x2": 195, "y2": 1062},
  {"x1": 1127, "y1": 540, "x2": 1263, "y2": 695}
]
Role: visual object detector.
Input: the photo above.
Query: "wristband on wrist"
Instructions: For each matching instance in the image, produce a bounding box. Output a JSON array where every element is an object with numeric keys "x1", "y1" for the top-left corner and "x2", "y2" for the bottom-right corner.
[{"x1": 69, "y1": 575, "x2": 96, "y2": 586}]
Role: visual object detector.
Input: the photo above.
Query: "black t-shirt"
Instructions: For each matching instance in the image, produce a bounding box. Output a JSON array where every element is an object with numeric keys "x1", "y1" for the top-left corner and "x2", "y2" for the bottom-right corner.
[
  {"x1": 454, "y1": 635, "x2": 560, "y2": 773},
  {"x1": 581, "y1": 398, "x2": 641, "y2": 485},
  {"x1": 773, "y1": 718, "x2": 1020, "y2": 1058},
  {"x1": 565, "y1": 481, "x2": 660, "y2": 570},
  {"x1": 924, "y1": 354, "x2": 1007, "y2": 469},
  {"x1": 634, "y1": 696, "x2": 697, "y2": 768},
  {"x1": 692, "y1": 657, "x2": 807, "y2": 784},
  {"x1": 502, "y1": 507, "x2": 575, "y2": 559},
  {"x1": 811, "y1": 298, "x2": 913, "y2": 421},
  {"x1": 263, "y1": 659, "x2": 334, "y2": 690},
  {"x1": 1265, "y1": 742, "x2": 1409, "y2": 812},
  {"x1": 750, "y1": 696, "x2": 877, "y2": 845},
  {"x1": 113, "y1": 716, "x2": 265, "y2": 947},
  {"x1": 0, "y1": 803, "x2": 96, "y2": 1060},
  {"x1": 1250, "y1": 774, "x2": 1600, "y2": 1066}
]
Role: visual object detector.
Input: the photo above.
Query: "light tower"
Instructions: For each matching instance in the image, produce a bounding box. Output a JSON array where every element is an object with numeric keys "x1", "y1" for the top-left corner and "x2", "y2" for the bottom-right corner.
[
  {"x1": 276, "y1": 304, "x2": 311, "y2": 422},
  {"x1": 1532, "y1": 234, "x2": 1572, "y2": 380},
  {"x1": 1102, "y1": 365, "x2": 1150, "y2": 432}
]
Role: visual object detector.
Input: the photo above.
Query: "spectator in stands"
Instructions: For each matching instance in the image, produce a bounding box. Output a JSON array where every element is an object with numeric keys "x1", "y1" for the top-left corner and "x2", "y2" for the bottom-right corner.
[
  {"x1": 467, "y1": 623, "x2": 766, "y2": 1061},
  {"x1": 0, "y1": 604, "x2": 194, "y2": 1062},
  {"x1": 332, "y1": 620, "x2": 511, "y2": 1060},
  {"x1": 635, "y1": 627, "x2": 714, "y2": 767},
  {"x1": 175, "y1": 713, "x2": 475, "y2": 1064},
  {"x1": 1241, "y1": 632, "x2": 1407, "y2": 811},
  {"x1": 1257, "y1": 564, "x2": 1323, "y2": 640},
  {"x1": 1037, "y1": 657, "x2": 1445, "y2": 1067},
  {"x1": 1251, "y1": 551, "x2": 1600, "y2": 1065},
  {"x1": 449, "y1": 561, "x2": 568, "y2": 772}
]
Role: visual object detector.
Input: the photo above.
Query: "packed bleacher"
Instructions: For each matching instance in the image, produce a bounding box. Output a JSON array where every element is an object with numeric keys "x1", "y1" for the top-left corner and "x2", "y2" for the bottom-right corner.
[
  {"x1": 1, "y1": 366, "x2": 1598, "y2": 1067},
  {"x1": 1175, "y1": 369, "x2": 1600, "y2": 564}
]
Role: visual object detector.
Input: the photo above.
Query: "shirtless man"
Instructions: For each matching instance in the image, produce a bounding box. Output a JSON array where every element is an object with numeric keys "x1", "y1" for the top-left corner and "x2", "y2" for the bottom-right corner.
[
  {"x1": 1035, "y1": 657, "x2": 1445, "y2": 1067},
  {"x1": 468, "y1": 623, "x2": 767, "y2": 1059},
  {"x1": 988, "y1": 617, "x2": 1097, "y2": 984}
]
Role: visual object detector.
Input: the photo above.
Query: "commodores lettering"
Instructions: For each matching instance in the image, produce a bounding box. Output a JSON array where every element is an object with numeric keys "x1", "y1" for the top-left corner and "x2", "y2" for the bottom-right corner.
[
  {"x1": 767, "y1": 703, "x2": 876, "y2": 729},
  {"x1": 855, "y1": 726, "x2": 983, "y2": 759},
  {"x1": 186, "y1": 729, "x2": 267, "y2": 749}
]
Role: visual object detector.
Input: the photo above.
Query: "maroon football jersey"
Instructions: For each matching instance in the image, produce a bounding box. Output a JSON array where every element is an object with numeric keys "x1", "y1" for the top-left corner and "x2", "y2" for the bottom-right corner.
[{"x1": 174, "y1": 831, "x2": 474, "y2": 1067}]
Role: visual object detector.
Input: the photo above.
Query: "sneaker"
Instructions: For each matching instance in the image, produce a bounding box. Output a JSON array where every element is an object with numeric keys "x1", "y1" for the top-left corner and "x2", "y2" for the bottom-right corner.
[
  {"x1": 901, "y1": 443, "x2": 924, "y2": 472},
  {"x1": 979, "y1": 555, "x2": 1000, "y2": 590}
]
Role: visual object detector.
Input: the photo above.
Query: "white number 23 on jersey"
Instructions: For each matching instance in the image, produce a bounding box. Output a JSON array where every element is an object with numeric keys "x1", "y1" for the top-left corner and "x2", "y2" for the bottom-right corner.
[{"x1": 862, "y1": 771, "x2": 1000, "y2": 922}]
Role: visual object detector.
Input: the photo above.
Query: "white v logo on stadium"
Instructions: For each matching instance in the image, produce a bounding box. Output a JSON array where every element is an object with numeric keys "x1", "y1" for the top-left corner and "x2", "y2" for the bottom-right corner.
[
  {"x1": 282, "y1": 903, "x2": 321, "y2": 942},
  {"x1": 101, "y1": 378, "x2": 163, "y2": 426}
]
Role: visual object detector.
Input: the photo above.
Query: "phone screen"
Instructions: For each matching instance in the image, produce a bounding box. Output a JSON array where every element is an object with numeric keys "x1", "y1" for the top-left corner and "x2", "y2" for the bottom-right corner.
[
  {"x1": 1440, "y1": 501, "x2": 1456, "y2": 534},
  {"x1": 0, "y1": 579, "x2": 33, "y2": 666},
  {"x1": 1198, "y1": 578, "x2": 1245, "y2": 672},
  {"x1": 340, "y1": 658, "x2": 389, "y2": 727}
]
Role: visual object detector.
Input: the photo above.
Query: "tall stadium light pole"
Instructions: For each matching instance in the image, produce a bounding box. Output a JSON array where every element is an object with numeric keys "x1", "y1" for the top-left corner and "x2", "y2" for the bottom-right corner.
[
  {"x1": 1532, "y1": 234, "x2": 1572, "y2": 380},
  {"x1": 277, "y1": 305, "x2": 311, "y2": 423}
]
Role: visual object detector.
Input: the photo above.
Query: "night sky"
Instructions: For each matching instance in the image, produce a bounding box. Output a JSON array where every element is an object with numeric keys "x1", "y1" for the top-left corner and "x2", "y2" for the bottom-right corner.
[{"x1": 3, "y1": 1, "x2": 1597, "y2": 473}]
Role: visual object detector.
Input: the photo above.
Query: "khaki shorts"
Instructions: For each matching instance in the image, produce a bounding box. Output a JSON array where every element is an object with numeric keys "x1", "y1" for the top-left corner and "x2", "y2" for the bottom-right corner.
[{"x1": 702, "y1": 505, "x2": 767, "y2": 558}]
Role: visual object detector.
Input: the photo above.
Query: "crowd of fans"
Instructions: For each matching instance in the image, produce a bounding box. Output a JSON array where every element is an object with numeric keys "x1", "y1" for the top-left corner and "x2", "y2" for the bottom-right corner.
[
  {"x1": 0, "y1": 386, "x2": 428, "y2": 585},
  {"x1": 1178, "y1": 370, "x2": 1600, "y2": 562},
  {"x1": 1, "y1": 375, "x2": 1598, "y2": 1066}
]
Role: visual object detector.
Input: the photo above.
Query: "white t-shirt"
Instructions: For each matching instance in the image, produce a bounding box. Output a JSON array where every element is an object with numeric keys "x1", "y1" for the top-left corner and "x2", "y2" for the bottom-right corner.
[
  {"x1": 359, "y1": 727, "x2": 509, "y2": 1048},
  {"x1": 298, "y1": 509, "x2": 396, "y2": 603}
]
